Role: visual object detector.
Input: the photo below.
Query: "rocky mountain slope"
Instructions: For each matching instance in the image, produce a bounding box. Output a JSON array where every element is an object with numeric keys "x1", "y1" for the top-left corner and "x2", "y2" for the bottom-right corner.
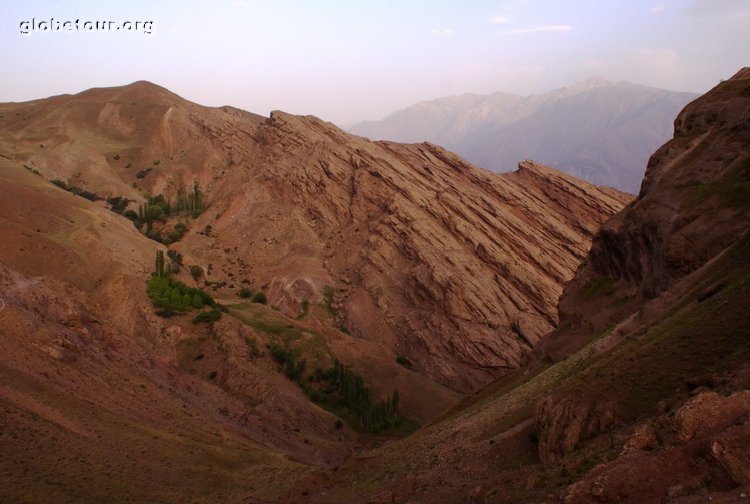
[
  {"x1": 302, "y1": 68, "x2": 750, "y2": 504},
  {"x1": 0, "y1": 81, "x2": 628, "y2": 502},
  {"x1": 350, "y1": 79, "x2": 698, "y2": 193},
  {"x1": 0, "y1": 82, "x2": 629, "y2": 393}
]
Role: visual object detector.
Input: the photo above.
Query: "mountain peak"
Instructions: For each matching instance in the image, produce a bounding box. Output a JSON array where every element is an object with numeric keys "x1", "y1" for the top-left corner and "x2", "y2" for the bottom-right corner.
[{"x1": 566, "y1": 76, "x2": 613, "y2": 91}]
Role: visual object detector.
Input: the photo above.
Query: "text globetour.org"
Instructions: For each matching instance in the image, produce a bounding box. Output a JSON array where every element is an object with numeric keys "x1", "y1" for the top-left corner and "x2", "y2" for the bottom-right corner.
[{"x1": 20, "y1": 18, "x2": 154, "y2": 36}]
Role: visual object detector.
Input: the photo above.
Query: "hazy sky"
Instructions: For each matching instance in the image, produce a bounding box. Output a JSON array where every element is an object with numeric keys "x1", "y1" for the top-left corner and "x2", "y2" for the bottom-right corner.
[{"x1": 0, "y1": 0, "x2": 747, "y2": 124}]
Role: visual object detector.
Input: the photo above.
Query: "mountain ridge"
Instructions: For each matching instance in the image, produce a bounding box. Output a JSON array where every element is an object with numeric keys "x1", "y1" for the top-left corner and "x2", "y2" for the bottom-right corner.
[{"x1": 350, "y1": 78, "x2": 699, "y2": 193}]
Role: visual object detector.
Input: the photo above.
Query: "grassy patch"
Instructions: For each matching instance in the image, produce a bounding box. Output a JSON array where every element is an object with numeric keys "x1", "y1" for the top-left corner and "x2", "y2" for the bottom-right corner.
[
  {"x1": 582, "y1": 276, "x2": 616, "y2": 299},
  {"x1": 685, "y1": 155, "x2": 750, "y2": 209},
  {"x1": 565, "y1": 234, "x2": 750, "y2": 420},
  {"x1": 192, "y1": 309, "x2": 222, "y2": 324}
]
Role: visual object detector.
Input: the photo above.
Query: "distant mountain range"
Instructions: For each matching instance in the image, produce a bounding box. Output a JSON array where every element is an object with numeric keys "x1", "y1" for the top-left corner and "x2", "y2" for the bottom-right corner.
[{"x1": 349, "y1": 78, "x2": 699, "y2": 193}]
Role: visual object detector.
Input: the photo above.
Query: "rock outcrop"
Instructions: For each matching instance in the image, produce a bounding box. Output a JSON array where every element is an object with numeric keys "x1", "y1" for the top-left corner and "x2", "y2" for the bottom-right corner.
[
  {"x1": 563, "y1": 391, "x2": 750, "y2": 503},
  {"x1": 535, "y1": 395, "x2": 620, "y2": 463}
]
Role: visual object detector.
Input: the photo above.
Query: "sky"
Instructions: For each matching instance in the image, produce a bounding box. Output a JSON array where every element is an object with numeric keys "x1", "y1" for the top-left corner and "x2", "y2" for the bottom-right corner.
[{"x1": 0, "y1": 0, "x2": 748, "y2": 125}]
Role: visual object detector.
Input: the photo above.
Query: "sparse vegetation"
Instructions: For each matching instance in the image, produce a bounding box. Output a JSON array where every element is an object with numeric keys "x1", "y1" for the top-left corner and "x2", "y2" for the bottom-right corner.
[
  {"x1": 48, "y1": 179, "x2": 102, "y2": 201},
  {"x1": 167, "y1": 221, "x2": 187, "y2": 242},
  {"x1": 582, "y1": 276, "x2": 616, "y2": 299},
  {"x1": 106, "y1": 196, "x2": 130, "y2": 214},
  {"x1": 136, "y1": 168, "x2": 151, "y2": 179},
  {"x1": 134, "y1": 183, "x2": 205, "y2": 243},
  {"x1": 244, "y1": 336, "x2": 262, "y2": 358},
  {"x1": 297, "y1": 299, "x2": 310, "y2": 320},
  {"x1": 687, "y1": 155, "x2": 750, "y2": 208},
  {"x1": 146, "y1": 229, "x2": 164, "y2": 243},
  {"x1": 192, "y1": 309, "x2": 222, "y2": 325},
  {"x1": 266, "y1": 338, "x2": 401, "y2": 434},
  {"x1": 395, "y1": 355, "x2": 413, "y2": 370},
  {"x1": 167, "y1": 249, "x2": 183, "y2": 265},
  {"x1": 322, "y1": 285, "x2": 335, "y2": 315},
  {"x1": 267, "y1": 343, "x2": 307, "y2": 381},
  {"x1": 308, "y1": 360, "x2": 401, "y2": 433}
]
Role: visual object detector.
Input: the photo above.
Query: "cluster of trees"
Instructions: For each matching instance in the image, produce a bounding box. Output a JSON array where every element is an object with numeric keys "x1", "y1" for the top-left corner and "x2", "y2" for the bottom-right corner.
[
  {"x1": 139, "y1": 182, "x2": 204, "y2": 227},
  {"x1": 136, "y1": 182, "x2": 204, "y2": 244},
  {"x1": 267, "y1": 343, "x2": 401, "y2": 433},
  {"x1": 147, "y1": 250, "x2": 214, "y2": 313},
  {"x1": 313, "y1": 360, "x2": 400, "y2": 433}
]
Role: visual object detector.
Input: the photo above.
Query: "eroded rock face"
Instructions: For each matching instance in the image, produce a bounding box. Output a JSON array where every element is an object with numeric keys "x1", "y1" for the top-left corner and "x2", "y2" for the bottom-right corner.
[
  {"x1": 675, "y1": 391, "x2": 750, "y2": 443},
  {"x1": 563, "y1": 390, "x2": 750, "y2": 503},
  {"x1": 0, "y1": 84, "x2": 631, "y2": 391},
  {"x1": 535, "y1": 395, "x2": 620, "y2": 463}
]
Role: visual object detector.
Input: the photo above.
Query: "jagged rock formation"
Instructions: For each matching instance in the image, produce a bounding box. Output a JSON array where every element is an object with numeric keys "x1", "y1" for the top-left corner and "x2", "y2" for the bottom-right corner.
[
  {"x1": 0, "y1": 82, "x2": 630, "y2": 392},
  {"x1": 350, "y1": 78, "x2": 698, "y2": 193}
]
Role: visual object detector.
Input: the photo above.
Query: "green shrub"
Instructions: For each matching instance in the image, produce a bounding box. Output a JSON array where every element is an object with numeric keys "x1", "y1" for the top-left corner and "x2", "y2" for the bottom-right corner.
[
  {"x1": 146, "y1": 229, "x2": 163, "y2": 243},
  {"x1": 395, "y1": 355, "x2": 413, "y2": 370},
  {"x1": 136, "y1": 168, "x2": 151, "y2": 179},
  {"x1": 167, "y1": 249, "x2": 183, "y2": 265},
  {"x1": 251, "y1": 291, "x2": 267, "y2": 304},
  {"x1": 238, "y1": 287, "x2": 253, "y2": 298},
  {"x1": 192, "y1": 309, "x2": 222, "y2": 324},
  {"x1": 190, "y1": 265, "x2": 204, "y2": 281},
  {"x1": 106, "y1": 196, "x2": 130, "y2": 214},
  {"x1": 76, "y1": 190, "x2": 101, "y2": 202}
]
